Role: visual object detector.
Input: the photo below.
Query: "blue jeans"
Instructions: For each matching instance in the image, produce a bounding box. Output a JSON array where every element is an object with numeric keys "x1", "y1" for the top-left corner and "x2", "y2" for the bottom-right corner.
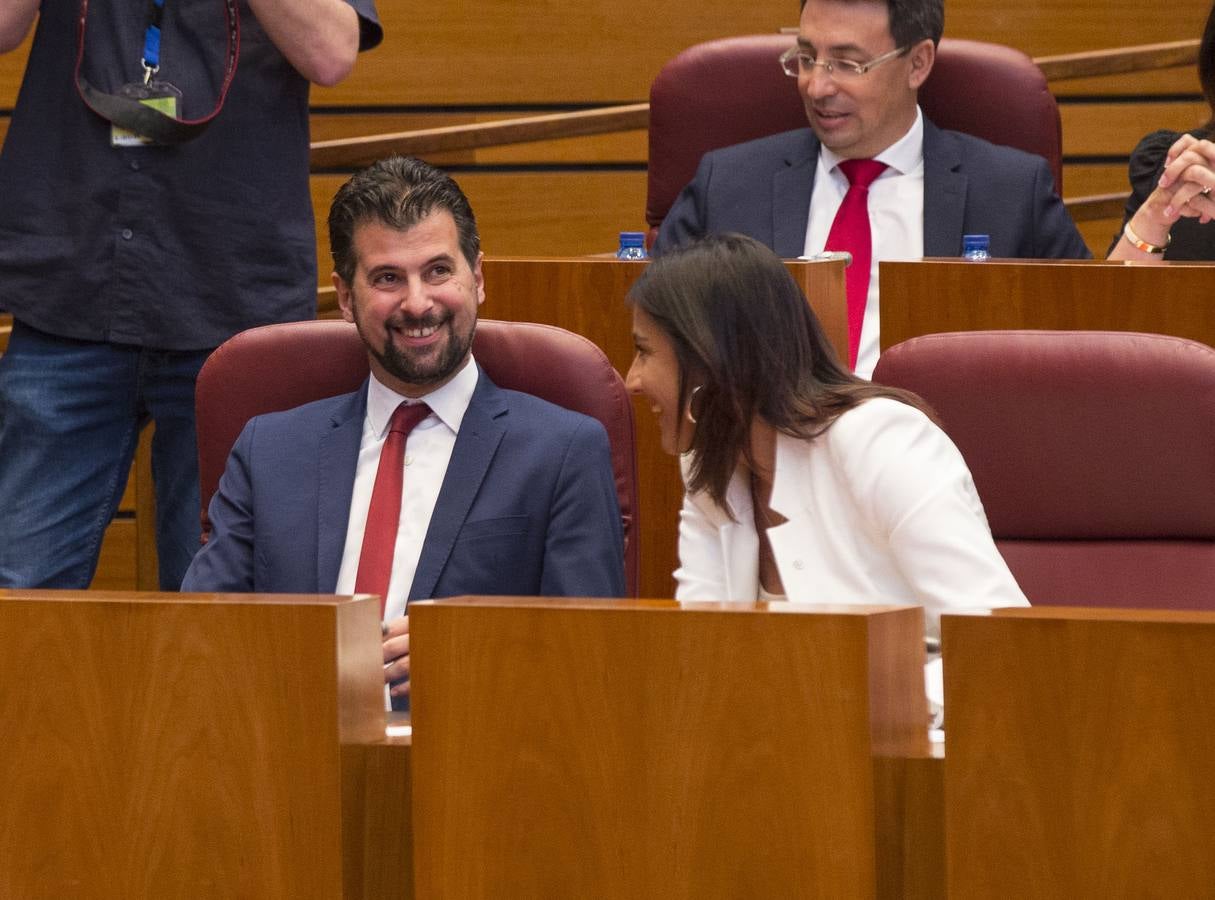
[{"x1": 0, "y1": 321, "x2": 211, "y2": 590}]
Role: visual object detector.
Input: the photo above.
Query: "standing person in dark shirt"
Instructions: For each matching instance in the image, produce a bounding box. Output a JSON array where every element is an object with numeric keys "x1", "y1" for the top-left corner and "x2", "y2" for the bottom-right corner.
[{"x1": 0, "y1": 0, "x2": 382, "y2": 590}]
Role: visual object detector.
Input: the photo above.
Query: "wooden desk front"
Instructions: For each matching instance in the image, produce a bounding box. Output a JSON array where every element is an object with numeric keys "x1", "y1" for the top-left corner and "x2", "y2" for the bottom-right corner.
[
  {"x1": 945, "y1": 606, "x2": 1215, "y2": 897},
  {"x1": 880, "y1": 258, "x2": 1215, "y2": 351},
  {"x1": 409, "y1": 596, "x2": 935, "y2": 899},
  {"x1": 0, "y1": 590, "x2": 409, "y2": 899}
]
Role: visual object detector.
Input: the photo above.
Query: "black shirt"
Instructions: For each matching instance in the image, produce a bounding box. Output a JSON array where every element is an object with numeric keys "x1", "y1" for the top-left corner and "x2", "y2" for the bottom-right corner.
[{"x1": 0, "y1": 0, "x2": 381, "y2": 350}]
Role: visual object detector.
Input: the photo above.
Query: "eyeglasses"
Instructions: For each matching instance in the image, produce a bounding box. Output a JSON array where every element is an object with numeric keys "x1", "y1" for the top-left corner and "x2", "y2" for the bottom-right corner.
[{"x1": 779, "y1": 44, "x2": 907, "y2": 79}]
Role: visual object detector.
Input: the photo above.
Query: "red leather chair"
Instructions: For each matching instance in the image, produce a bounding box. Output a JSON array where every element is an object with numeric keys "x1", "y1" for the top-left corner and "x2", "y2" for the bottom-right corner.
[
  {"x1": 194, "y1": 319, "x2": 640, "y2": 596},
  {"x1": 872, "y1": 330, "x2": 1215, "y2": 609},
  {"x1": 646, "y1": 36, "x2": 1063, "y2": 245}
]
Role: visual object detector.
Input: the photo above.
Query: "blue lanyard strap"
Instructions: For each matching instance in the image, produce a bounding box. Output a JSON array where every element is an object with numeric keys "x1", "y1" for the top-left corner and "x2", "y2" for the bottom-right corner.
[{"x1": 141, "y1": 0, "x2": 167, "y2": 82}]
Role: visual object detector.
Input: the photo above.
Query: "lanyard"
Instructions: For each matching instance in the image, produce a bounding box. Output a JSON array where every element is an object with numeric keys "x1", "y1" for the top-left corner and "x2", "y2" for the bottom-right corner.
[
  {"x1": 141, "y1": 0, "x2": 166, "y2": 84},
  {"x1": 74, "y1": 0, "x2": 242, "y2": 143}
]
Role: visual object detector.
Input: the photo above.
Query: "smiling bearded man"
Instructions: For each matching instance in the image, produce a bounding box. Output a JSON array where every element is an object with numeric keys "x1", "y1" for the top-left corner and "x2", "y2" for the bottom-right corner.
[{"x1": 182, "y1": 156, "x2": 627, "y2": 710}]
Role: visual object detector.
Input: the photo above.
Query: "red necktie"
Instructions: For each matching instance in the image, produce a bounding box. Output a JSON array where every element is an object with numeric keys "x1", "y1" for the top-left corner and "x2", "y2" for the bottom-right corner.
[
  {"x1": 824, "y1": 159, "x2": 888, "y2": 370},
  {"x1": 355, "y1": 402, "x2": 431, "y2": 616}
]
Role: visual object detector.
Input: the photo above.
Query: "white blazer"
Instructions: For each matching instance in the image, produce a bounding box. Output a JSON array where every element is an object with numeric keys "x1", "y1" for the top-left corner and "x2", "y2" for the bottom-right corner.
[{"x1": 674, "y1": 398, "x2": 1028, "y2": 642}]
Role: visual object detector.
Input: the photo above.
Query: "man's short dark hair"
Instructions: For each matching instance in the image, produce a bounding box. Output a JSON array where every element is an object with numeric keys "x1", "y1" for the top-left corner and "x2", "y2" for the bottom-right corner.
[
  {"x1": 328, "y1": 155, "x2": 481, "y2": 284},
  {"x1": 800, "y1": 0, "x2": 944, "y2": 48}
]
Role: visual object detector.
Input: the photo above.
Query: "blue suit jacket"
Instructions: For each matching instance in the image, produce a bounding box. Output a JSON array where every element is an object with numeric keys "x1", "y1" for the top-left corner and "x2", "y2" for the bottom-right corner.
[
  {"x1": 654, "y1": 120, "x2": 1091, "y2": 260},
  {"x1": 181, "y1": 370, "x2": 626, "y2": 600}
]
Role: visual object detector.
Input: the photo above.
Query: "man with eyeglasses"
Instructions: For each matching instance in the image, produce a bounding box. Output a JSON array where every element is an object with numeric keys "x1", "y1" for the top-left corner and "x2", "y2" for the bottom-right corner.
[{"x1": 654, "y1": 0, "x2": 1090, "y2": 378}]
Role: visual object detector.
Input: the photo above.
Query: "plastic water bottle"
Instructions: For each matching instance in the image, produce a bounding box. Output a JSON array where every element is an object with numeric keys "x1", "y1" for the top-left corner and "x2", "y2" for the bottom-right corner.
[
  {"x1": 616, "y1": 232, "x2": 648, "y2": 260},
  {"x1": 962, "y1": 234, "x2": 990, "y2": 261}
]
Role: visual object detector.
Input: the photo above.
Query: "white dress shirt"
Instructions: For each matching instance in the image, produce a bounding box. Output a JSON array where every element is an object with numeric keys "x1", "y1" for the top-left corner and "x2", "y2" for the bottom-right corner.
[
  {"x1": 804, "y1": 108, "x2": 926, "y2": 379},
  {"x1": 335, "y1": 356, "x2": 479, "y2": 623},
  {"x1": 674, "y1": 397, "x2": 1028, "y2": 708}
]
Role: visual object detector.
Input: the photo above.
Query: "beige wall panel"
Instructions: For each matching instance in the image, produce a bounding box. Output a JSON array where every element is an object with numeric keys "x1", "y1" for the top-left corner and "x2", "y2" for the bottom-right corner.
[
  {"x1": 1064, "y1": 164, "x2": 1129, "y2": 256},
  {"x1": 1077, "y1": 219, "x2": 1122, "y2": 255},
  {"x1": 1062, "y1": 100, "x2": 1210, "y2": 157},
  {"x1": 91, "y1": 519, "x2": 137, "y2": 591},
  {"x1": 3, "y1": 3, "x2": 1213, "y2": 107},
  {"x1": 0, "y1": 31, "x2": 31, "y2": 105},
  {"x1": 315, "y1": 0, "x2": 1212, "y2": 104},
  {"x1": 313, "y1": 1, "x2": 792, "y2": 105},
  {"x1": 311, "y1": 170, "x2": 647, "y2": 273},
  {"x1": 1065, "y1": 162, "x2": 1131, "y2": 196},
  {"x1": 1055, "y1": 66, "x2": 1200, "y2": 97},
  {"x1": 945, "y1": 3, "x2": 1207, "y2": 57}
]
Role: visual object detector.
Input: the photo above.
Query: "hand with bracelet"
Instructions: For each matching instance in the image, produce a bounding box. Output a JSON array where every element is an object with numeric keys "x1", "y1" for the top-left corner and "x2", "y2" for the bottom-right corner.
[{"x1": 1110, "y1": 133, "x2": 1215, "y2": 259}]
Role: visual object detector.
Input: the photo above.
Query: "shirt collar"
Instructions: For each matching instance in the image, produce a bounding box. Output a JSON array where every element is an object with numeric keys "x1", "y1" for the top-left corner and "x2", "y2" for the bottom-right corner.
[
  {"x1": 365, "y1": 354, "x2": 480, "y2": 438},
  {"x1": 819, "y1": 105, "x2": 924, "y2": 178}
]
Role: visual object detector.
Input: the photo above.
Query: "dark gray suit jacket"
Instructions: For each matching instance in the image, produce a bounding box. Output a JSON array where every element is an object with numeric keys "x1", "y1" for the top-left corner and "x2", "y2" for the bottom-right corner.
[{"x1": 654, "y1": 119, "x2": 1091, "y2": 260}]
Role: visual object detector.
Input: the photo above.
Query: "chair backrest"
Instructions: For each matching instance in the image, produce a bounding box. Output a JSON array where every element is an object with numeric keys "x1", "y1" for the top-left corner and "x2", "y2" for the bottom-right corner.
[
  {"x1": 872, "y1": 330, "x2": 1215, "y2": 609},
  {"x1": 646, "y1": 35, "x2": 1062, "y2": 243},
  {"x1": 195, "y1": 318, "x2": 640, "y2": 596}
]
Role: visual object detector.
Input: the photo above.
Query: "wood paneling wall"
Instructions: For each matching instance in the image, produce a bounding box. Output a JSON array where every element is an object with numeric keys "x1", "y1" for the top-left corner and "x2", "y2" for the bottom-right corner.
[
  {"x1": 2, "y1": 1, "x2": 1214, "y2": 263},
  {"x1": 2, "y1": 2, "x2": 1212, "y2": 105},
  {"x1": 2, "y1": 1, "x2": 1214, "y2": 588}
]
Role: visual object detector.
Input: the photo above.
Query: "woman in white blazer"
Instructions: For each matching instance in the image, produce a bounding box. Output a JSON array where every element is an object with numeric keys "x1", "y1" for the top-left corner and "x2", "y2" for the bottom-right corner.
[{"x1": 624, "y1": 233, "x2": 1027, "y2": 660}]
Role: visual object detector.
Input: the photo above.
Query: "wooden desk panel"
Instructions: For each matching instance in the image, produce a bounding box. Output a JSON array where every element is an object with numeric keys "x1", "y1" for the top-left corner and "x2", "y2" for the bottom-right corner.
[
  {"x1": 0, "y1": 592, "x2": 386, "y2": 899},
  {"x1": 342, "y1": 729, "x2": 414, "y2": 900},
  {"x1": 880, "y1": 258, "x2": 1215, "y2": 352},
  {"x1": 410, "y1": 598, "x2": 929, "y2": 898},
  {"x1": 945, "y1": 607, "x2": 1215, "y2": 897}
]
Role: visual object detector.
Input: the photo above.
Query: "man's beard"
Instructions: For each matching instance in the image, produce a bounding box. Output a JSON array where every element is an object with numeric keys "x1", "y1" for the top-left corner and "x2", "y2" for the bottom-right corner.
[{"x1": 363, "y1": 309, "x2": 476, "y2": 388}]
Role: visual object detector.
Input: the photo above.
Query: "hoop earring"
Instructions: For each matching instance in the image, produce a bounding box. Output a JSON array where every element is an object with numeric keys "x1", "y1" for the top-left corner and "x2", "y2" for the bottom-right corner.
[{"x1": 685, "y1": 385, "x2": 703, "y2": 425}]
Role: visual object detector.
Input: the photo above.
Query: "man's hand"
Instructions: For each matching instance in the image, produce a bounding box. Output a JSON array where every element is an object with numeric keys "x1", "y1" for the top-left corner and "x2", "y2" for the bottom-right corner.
[{"x1": 382, "y1": 614, "x2": 410, "y2": 698}]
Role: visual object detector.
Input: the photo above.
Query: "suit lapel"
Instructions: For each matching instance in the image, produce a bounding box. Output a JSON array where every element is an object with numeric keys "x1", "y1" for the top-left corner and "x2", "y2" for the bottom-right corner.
[
  {"x1": 408, "y1": 371, "x2": 507, "y2": 601},
  {"x1": 316, "y1": 386, "x2": 367, "y2": 592},
  {"x1": 922, "y1": 121, "x2": 967, "y2": 257},
  {"x1": 772, "y1": 132, "x2": 820, "y2": 258}
]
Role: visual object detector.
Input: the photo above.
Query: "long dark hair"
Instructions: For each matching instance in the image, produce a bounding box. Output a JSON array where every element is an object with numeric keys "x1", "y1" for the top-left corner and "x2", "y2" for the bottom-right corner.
[{"x1": 628, "y1": 233, "x2": 930, "y2": 506}]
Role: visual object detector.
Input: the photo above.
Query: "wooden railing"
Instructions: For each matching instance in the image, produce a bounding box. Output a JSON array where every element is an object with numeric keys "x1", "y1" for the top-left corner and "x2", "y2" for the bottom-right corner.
[
  {"x1": 1035, "y1": 39, "x2": 1198, "y2": 81},
  {"x1": 307, "y1": 38, "x2": 1202, "y2": 224},
  {"x1": 311, "y1": 104, "x2": 649, "y2": 169}
]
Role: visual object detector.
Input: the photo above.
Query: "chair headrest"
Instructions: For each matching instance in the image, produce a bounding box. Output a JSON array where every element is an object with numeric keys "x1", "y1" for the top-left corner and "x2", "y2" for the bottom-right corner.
[{"x1": 873, "y1": 331, "x2": 1215, "y2": 539}]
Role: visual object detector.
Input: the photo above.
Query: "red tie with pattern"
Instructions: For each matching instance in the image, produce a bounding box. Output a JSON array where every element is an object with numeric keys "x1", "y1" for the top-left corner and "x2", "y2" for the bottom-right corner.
[
  {"x1": 355, "y1": 402, "x2": 431, "y2": 616},
  {"x1": 824, "y1": 158, "x2": 888, "y2": 370}
]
